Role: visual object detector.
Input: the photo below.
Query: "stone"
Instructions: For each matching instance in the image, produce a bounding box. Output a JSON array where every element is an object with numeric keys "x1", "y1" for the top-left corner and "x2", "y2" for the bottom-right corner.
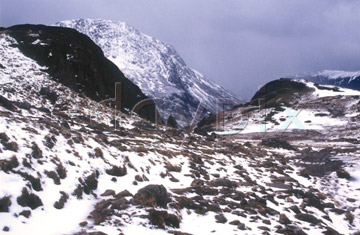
[
  {"x1": 215, "y1": 214, "x2": 227, "y2": 223},
  {"x1": 190, "y1": 179, "x2": 204, "y2": 187},
  {"x1": 0, "y1": 156, "x2": 19, "y2": 172},
  {"x1": 111, "y1": 197, "x2": 128, "y2": 210},
  {"x1": 16, "y1": 188, "x2": 43, "y2": 210},
  {"x1": 336, "y1": 168, "x2": 350, "y2": 179},
  {"x1": 210, "y1": 178, "x2": 237, "y2": 188},
  {"x1": 295, "y1": 213, "x2": 320, "y2": 224},
  {"x1": 323, "y1": 226, "x2": 341, "y2": 235},
  {"x1": 79, "y1": 221, "x2": 88, "y2": 227},
  {"x1": 115, "y1": 190, "x2": 133, "y2": 198},
  {"x1": 106, "y1": 165, "x2": 127, "y2": 177},
  {"x1": 0, "y1": 196, "x2": 11, "y2": 212},
  {"x1": 133, "y1": 184, "x2": 169, "y2": 207},
  {"x1": 258, "y1": 226, "x2": 270, "y2": 231},
  {"x1": 237, "y1": 223, "x2": 246, "y2": 230},
  {"x1": 148, "y1": 209, "x2": 180, "y2": 229},
  {"x1": 229, "y1": 220, "x2": 241, "y2": 226},
  {"x1": 101, "y1": 189, "x2": 115, "y2": 197},
  {"x1": 279, "y1": 214, "x2": 291, "y2": 225},
  {"x1": 289, "y1": 205, "x2": 301, "y2": 214},
  {"x1": 19, "y1": 210, "x2": 31, "y2": 218}
]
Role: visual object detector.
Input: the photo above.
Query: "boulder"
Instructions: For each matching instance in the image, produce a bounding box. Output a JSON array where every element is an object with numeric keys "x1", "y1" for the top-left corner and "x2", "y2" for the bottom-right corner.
[
  {"x1": 17, "y1": 188, "x2": 43, "y2": 210},
  {"x1": 133, "y1": 184, "x2": 169, "y2": 208},
  {"x1": 295, "y1": 213, "x2": 320, "y2": 224}
]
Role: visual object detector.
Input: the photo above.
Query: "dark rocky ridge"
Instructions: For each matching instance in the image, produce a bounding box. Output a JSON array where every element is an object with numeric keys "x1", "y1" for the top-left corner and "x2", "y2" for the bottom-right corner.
[
  {"x1": 250, "y1": 78, "x2": 314, "y2": 107},
  {"x1": 5, "y1": 24, "x2": 157, "y2": 122}
]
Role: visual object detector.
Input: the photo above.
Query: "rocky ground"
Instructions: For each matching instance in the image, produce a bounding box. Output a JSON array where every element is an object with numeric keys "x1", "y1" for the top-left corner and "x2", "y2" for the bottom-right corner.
[{"x1": 1, "y1": 32, "x2": 360, "y2": 235}]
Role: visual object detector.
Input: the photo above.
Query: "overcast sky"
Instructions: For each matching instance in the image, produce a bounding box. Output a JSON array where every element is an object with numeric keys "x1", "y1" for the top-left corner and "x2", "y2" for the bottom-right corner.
[{"x1": 1, "y1": 0, "x2": 360, "y2": 99}]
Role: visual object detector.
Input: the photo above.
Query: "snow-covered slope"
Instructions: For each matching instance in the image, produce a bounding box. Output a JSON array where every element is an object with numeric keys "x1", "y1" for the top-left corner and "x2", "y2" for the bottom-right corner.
[
  {"x1": 197, "y1": 78, "x2": 360, "y2": 135},
  {"x1": 292, "y1": 70, "x2": 360, "y2": 91},
  {"x1": 195, "y1": 78, "x2": 360, "y2": 234},
  {"x1": 55, "y1": 18, "x2": 242, "y2": 127},
  {"x1": 1, "y1": 32, "x2": 360, "y2": 234},
  {"x1": 6, "y1": 23, "x2": 157, "y2": 123}
]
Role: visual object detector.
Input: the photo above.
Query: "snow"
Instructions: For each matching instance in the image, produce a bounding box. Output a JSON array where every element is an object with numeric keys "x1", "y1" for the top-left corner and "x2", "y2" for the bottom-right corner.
[
  {"x1": 31, "y1": 39, "x2": 48, "y2": 46},
  {"x1": 304, "y1": 80, "x2": 360, "y2": 97},
  {"x1": 313, "y1": 70, "x2": 360, "y2": 80},
  {"x1": 214, "y1": 79, "x2": 360, "y2": 135},
  {"x1": 1, "y1": 26, "x2": 360, "y2": 235},
  {"x1": 294, "y1": 70, "x2": 360, "y2": 81},
  {"x1": 292, "y1": 69, "x2": 360, "y2": 90},
  {"x1": 0, "y1": 35, "x2": 48, "y2": 86},
  {"x1": 0, "y1": 197, "x2": 94, "y2": 235},
  {"x1": 180, "y1": 211, "x2": 239, "y2": 235},
  {"x1": 0, "y1": 33, "x2": 135, "y2": 234},
  {"x1": 54, "y1": 18, "x2": 242, "y2": 127}
]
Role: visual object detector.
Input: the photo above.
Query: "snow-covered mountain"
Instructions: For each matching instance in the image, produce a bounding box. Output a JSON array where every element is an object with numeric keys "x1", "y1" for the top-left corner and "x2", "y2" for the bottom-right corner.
[
  {"x1": 1, "y1": 26, "x2": 360, "y2": 234},
  {"x1": 292, "y1": 70, "x2": 360, "y2": 91},
  {"x1": 55, "y1": 18, "x2": 242, "y2": 127},
  {"x1": 5, "y1": 23, "x2": 157, "y2": 123}
]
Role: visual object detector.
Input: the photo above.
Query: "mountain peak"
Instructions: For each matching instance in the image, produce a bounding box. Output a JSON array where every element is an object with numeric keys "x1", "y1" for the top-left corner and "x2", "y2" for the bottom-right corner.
[{"x1": 55, "y1": 18, "x2": 242, "y2": 127}]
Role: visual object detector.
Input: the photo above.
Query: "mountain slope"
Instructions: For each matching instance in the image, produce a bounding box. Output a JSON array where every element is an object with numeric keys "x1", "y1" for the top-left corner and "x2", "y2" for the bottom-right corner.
[
  {"x1": 5, "y1": 24, "x2": 156, "y2": 122},
  {"x1": 1, "y1": 30, "x2": 360, "y2": 235},
  {"x1": 292, "y1": 70, "x2": 360, "y2": 91},
  {"x1": 2, "y1": 17, "x2": 360, "y2": 234},
  {"x1": 194, "y1": 78, "x2": 360, "y2": 234},
  {"x1": 55, "y1": 18, "x2": 242, "y2": 127}
]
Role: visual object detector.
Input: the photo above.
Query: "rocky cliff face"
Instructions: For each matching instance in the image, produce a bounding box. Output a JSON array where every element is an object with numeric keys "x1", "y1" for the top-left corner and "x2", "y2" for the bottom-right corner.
[
  {"x1": 6, "y1": 24, "x2": 156, "y2": 122},
  {"x1": 55, "y1": 19, "x2": 242, "y2": 127}
]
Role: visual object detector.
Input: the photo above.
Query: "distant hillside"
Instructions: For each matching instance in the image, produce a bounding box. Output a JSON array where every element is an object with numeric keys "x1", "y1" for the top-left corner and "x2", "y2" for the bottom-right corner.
[{"x1": 292, "y1": 70, "x2": 360, "y2": 91}]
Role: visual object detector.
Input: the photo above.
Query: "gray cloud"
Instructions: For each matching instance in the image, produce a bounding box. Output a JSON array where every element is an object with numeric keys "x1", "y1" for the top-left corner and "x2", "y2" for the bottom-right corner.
[{"x1": 2, "y1": 0, "x2": 360, "y2": 99}]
